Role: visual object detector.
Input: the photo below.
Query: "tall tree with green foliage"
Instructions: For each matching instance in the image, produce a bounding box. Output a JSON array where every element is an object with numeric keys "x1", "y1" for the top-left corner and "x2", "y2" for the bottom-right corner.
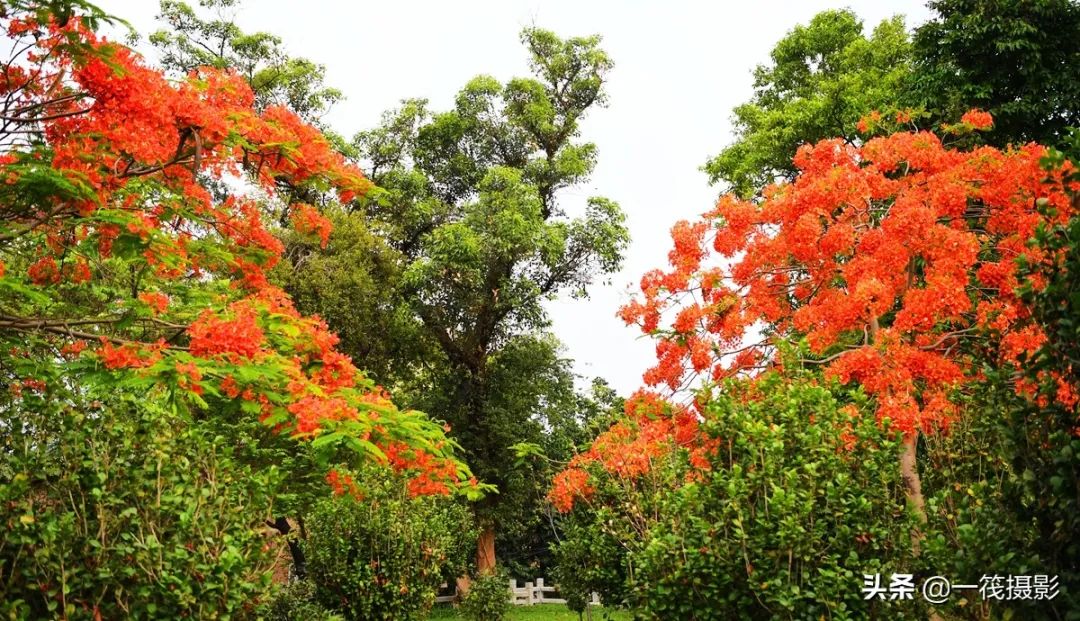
[
  {"x1": 145, "y1": 2, "x2": 618, "y2": 575},
  {"x1": 707, "y1": 2, "x2": 1080, "y2": 200},
  {"x1": 330, "y1": 28, "x2": 629, "y2": 573},
  {"x1": 909, "y1": 0, "x2": 1080, "y2": 148},
  {"x1": 703, "y1": 9, "x2": 912, "y2": 197}
]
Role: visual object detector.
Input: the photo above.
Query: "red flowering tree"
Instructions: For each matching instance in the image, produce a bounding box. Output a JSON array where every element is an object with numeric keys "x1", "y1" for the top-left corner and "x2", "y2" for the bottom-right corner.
[
  {"x1": 622, "y1": 114, "x2": 1076, "y2": 535},
  {"x1": 556, "y1": 115, "x2": 1077, "y2": 549},
  {"x1": 0, "y1": 3, "x2": 474, "y2": 501}
]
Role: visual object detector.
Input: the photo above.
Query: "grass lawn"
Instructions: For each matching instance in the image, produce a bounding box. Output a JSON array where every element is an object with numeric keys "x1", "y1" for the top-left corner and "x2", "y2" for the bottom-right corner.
[{"x1": 428, "y1": 603, "x2": 632, "y2": 620}]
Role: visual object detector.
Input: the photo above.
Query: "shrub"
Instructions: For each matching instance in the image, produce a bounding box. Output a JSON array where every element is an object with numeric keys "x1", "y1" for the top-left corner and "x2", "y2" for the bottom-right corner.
[
  {"x1": 262, "y1": 579, "x2": 342, "y2": 621},
  {"x1": 918, "y1": 361, "x2": 1080, "y2": 619},
  {"x1": 551, "y1": 515, "x2": 628, "y2": 613},
  {"x1": 549, "y1": 391, "x2": 697, "y2": 613},
  {"x1": 303, "y1": 468, "x2": 473, "y2": 620},
  {"x1": 629, "y1": 374, "x2": 920, "y2": 620},
  {"x1": 0, "y1": 397, "x2": 281, "y2": 620},
  {"x1": 459, "y1": 570, "x2": 511, "y2": 621}
]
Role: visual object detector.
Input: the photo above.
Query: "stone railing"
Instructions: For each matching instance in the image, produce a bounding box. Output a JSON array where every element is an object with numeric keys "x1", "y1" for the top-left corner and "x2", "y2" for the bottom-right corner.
[{"x1": 434, "y1": 577, "x2": 601, "y2": 606}]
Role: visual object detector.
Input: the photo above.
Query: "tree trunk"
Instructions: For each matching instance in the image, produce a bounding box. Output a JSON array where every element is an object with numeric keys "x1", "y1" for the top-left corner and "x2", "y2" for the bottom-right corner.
[
  {"x1": 899, "y1": 432, "x2": 928, "y2": 556},
  {"x1": 267, "y1": 516, "x2": 306, "y2": 580},
  {"x1": 454, "y1": 524, "x2": 496, "y2": 600},
  {"x1": 476, "y1": 524, "x2": 497, "y2": 575},
  {"x1": 455, "y1": 575, "x2": 472, "y2": 599},
  {"x1": 901, "y1": 433, "x2": 946, "y2": 621}
]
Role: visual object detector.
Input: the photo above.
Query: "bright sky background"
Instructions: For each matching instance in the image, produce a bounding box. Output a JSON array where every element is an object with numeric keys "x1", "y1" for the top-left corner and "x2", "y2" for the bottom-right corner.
[{"x1": 98, "y1": 0, "x2": 932, "y2": 396}]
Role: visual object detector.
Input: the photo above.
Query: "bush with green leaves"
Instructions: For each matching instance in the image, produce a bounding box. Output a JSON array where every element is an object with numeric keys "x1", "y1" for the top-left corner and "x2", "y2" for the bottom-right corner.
[
  {"x1": 0, "y1": 395, "x2": 282, "y2": 620},
  {"x1": 303, "y1": 467, "x2": 474, "y2": 620},
  {"x1": 551, "y1": 514, "x2": 629, "y2": 614},
  {"x1": 549, "y1": 448, "x2": 681, "y2": 614},
  {"x1": 459, "y1": 570, "x2": 511, "y2": 621},
  {"x1": 918, "y1": 396, "x2": 1054, "y2": 621},
  {"x1": 629, "y1": 373, "x2": 919, "y2": 620},
  {"x1": 549, "y1": 390, "x2": 702, "y2": 615},
  {"x1": 262, "y1": 579, "x2": 343, "y2": 621}
]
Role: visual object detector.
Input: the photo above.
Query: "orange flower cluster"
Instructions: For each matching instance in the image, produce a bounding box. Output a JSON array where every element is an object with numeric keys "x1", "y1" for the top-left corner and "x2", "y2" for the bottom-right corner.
[
  {"x1": 97, "y1": 340, "x2": 164, "y2": 370},
  {"x1": 618, "y1": 114, "x2": 1079, "y2": 433},
  {"x1": 549, "y1": 468, "x2": 593, "y2": 513},
  {"x1": 960, "y1": 109, "x2": 994, "y2": 129},
  {"x1": 384, "y1": 441, "x2": 462, "y2": 497},
  {"x1": 3, "y1": 18, "x2": 365, "y2": 295},
  {"x1": 138, "y1": 292, "x2": 170, "y2": 315},
  {"x1": 290, "y1": 203, "x2": 334, "y2": 248},
  {"x1": 856, "y1": 110, "x2": 882, "y2": 134},
  {"x1": 548, "y1": 391, "x2": 713, "y2": 512},
  {"x1": 188, "y1": 307, "x2": 267, "y2": 360},
  {"x1": 60, "y1": 340, "x2": 88, "y2": 358},
  {"x1": 26, "y1": 257, "x2": 61, "y2": 285},
  {"x1": 325, "y1": 469, "x2": 363, "y2": 498}
]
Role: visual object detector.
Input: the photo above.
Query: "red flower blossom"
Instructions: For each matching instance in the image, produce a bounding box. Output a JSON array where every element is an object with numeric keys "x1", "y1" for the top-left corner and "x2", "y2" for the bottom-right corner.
[
  {"x1": 60, "y1": 340, "x2": 88, "y2": 358},
  {"x1": 97, "y1": 340, "x2": 162, "y2": 370},
  {"x1": 138, "y1": 291, "x2": 169, "y2": 315},
  {"x1": 290, "y1": 203, "x2": 333, "y2": 248},
  {"x1": 27, "y1": 257, "x2": 60, "y2": 285},
  {"x1": 617, "y1": 123, "x2": 1076, "y2": 430},
  {"x1": 0, "y1": 7, "x2": 467, "y2": 503},
  {"x1": 187, "y1": 307, "x2": 266, "y2": 360},
  {"x1": 548, "y1": 468, "x2": 594, "y2": 513},
  {"x1": 220, "y1": 375, "x2": 241, "y2": 399},
  {"x1": 325, "y1": 469, "x2": 357, "y2": 496},
  {"x1": 961, "y1": 109, "x2": 993, "y2": 129}
]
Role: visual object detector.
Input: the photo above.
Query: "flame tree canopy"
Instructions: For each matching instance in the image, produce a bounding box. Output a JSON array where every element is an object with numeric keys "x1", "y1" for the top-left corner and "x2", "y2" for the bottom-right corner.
[
  {"x1": 623, "y1": 115, "x2": 1077, "y2": 429},
  {"x1": 553, "y1": 114, "x2": 1079, "y2": 513},
  {"x1": 0, "y1": 0, "x2": 475, "y2": 497}
]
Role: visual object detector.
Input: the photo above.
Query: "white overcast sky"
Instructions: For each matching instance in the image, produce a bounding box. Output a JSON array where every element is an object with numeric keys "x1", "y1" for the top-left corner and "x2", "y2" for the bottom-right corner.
[{"x1": 97, "y1": 0, "x2": 932, "y2": 396}]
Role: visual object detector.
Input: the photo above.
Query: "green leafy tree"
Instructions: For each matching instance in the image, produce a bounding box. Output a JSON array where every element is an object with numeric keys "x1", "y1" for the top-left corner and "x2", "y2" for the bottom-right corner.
[
  {"x1": 703, "y1": 10, "x2": 912, "y2": 197},
  {"x1": 276, "y1": 216, "x2": 604, "y2": 576},
  {"x1": 335, "y1": 28, "x2": 629, "y2": 573},
  {"x1": 707, "y1": 2, "x2": 1080, "y2": 200},
  {"x1": 909, "y1": 0, "x2": 1080, "y2": 148},
  {"x1": 148, "y1": 7, "x2": 615, "y2": 575}
]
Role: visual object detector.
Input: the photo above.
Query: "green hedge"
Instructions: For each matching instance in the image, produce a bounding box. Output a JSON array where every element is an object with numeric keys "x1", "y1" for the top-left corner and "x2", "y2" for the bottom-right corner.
[
  {"x1": 0, "y1": 398, "x2": 281, "y2": 620},
  {"x1": 304, "y1": 468, "x2": 473, "y2": 620},
  {"x1": 631, "y1": 376, "x2": 919, "y2": 619}
]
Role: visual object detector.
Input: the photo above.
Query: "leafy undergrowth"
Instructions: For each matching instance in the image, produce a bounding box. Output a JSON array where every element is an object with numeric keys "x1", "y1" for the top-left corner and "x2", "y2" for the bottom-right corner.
[{"x1": 429, "y1": 603, "x2": 632, "y2": 620}]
